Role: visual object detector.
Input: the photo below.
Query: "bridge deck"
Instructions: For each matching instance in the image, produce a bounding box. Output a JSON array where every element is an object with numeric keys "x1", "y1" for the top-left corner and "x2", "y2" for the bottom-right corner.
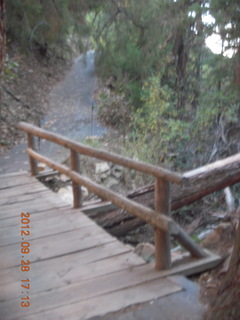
[{"x1": 0, "y1": 172, "x2": 182, "y2": 320}]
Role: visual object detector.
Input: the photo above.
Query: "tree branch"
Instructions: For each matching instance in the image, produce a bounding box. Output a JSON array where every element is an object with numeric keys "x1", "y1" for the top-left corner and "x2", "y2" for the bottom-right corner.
[
  {"x1": 111, "y1": 0, "x2": 148, "y2": 30},
  {"x1": 96, "y1": 9, "x2": 119, "y2": 39}
]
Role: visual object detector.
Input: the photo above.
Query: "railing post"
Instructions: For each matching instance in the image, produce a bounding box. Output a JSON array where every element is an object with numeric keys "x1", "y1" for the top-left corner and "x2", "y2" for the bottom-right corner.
[
  {"x1": 70, "y1": 149, "x2": 82, "y2": 208},
  {"x1": 154, "y1": 178, "x2": 171, "y2": 270},
  {"x1": 27, "y1": 133, "x2": 38, "y2": 176}
]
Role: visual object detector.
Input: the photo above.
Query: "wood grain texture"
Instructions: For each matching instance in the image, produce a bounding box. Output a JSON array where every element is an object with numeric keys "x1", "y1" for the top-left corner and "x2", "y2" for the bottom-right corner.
[
  {"x1": 0, "y1": 173, "x2": 222, "y2": 320},
  {"x1": 0, "y1": 172, "x2": 183, "y2": 320},
  {"x1": 18, "y1": 121, "x2": 184, "y2": 184},
  {"x1": 27, "y1": 133, "x2": 38, "y2": 176},
  {"x1": 25, "y1": 148, "x2": 179, "y2": 235},
  {"x1": 104, "y1": 152, "x2": 240, "y2": 236},
  {"x1": 154, "y1": 178, "x2": 171, "y2": 270},
  {"x1": 70, "y1": 149, "x2": 82, "y2": 208}
]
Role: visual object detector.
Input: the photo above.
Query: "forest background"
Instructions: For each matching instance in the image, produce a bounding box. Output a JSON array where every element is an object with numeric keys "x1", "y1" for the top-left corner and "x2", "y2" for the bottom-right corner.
[{"x1": 1, "y1": 0, "x2": 240, "y2": 171}]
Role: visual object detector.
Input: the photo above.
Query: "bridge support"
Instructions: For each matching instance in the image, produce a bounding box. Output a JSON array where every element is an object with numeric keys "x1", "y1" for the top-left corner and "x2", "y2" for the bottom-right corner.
[
  {"x1": 71, "y1": 149, "x2": 82, "y2": 208},
  {"x1": 27, "y1": 133, "x2": 38, "y2": 176},
  {"x1": 154, "y1": 178, "x2": 171, "y2": 270}
]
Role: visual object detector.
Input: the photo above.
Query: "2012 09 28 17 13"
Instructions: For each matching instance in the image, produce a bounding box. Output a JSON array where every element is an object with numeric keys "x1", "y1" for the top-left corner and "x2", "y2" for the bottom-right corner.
[{"x1": 20, "y1": 212, "x2": 31, "y2": 308}]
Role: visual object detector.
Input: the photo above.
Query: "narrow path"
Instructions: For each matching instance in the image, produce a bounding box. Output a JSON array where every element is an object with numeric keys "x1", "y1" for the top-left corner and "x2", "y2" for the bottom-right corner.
[{"x1": 0, "y1": 51, "x2": 108, "y2": 174}]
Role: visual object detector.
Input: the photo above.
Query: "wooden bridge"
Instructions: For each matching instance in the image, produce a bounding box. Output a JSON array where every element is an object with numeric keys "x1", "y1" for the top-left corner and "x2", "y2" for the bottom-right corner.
[{"x1": 1, "y1": 122, "x2": 239, "y2": 320}]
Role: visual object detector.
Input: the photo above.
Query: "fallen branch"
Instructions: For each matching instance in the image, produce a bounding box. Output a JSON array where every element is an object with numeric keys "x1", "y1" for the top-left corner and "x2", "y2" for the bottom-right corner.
[
  {"x1": 103, "y1": 153, "x2": 240, "y2": 236},
  {"x1": 2, "y1": 85, "x2": 43, "y2": 114}
]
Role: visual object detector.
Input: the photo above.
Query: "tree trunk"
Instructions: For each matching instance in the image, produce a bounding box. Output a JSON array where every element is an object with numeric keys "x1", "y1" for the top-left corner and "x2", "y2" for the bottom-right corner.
[
  {"x1": 206, "y1": 216, "x2": 240, "y2": 320},
  {"x1": 97, "y1": 154, "x2": 240, "y2": 236},
  {"x1": 0, "y1": 0, "x2": 6, "y2": 111}
]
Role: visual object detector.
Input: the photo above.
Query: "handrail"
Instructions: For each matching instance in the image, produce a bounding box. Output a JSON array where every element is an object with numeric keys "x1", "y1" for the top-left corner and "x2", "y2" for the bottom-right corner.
[
  {"x1": 18, "y1": 122, "x2": 184, "y2": 184},
  {"x1": 26, "y1": 148, "x2": 178, "y2": 235},
  {"x1": 18, "y1": 121, "x2": 207, "y2": 271}
]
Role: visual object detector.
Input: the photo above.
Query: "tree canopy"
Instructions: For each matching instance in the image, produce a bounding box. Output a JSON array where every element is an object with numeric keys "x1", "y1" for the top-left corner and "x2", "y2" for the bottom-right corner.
[
  {"x1": 3, "y1": 0, "x2": 240, "y2": 167},
  {"x1": 90, "y1": 0, "x2": 240, "y2": 167}
]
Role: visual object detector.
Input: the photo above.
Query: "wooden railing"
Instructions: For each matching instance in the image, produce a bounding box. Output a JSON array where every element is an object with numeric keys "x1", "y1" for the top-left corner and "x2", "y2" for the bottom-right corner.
[{"x1": 18, "y1": 121, "x2": 207, "y2": 270}]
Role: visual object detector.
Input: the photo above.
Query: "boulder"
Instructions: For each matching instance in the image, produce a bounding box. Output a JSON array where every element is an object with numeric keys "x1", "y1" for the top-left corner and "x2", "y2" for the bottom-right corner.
[
  {"x1": 104, "y1": 177, "x2": 119, "y2": 189},
  {"x1": 111, "y1": 165, "x2": 123, "y2": 179},
  {"x1": 95, "y1": 162, "x2": 111, "y2": 175},
  {"x1": 37, "y1": 162, "x2": 46, "y2": 172},
  {"x1": 60, "y1": 174, "x2": 71, "y2": 182},
  {"x1": 134, "y1": 242, "x2": 155, "y2": 262},
  {"x1": 58, "y1": 187, "x2": 73, "y2": 205}
]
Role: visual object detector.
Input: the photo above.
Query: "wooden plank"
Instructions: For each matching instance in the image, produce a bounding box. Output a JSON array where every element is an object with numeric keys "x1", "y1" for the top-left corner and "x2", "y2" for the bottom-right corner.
[
  {"x1": 0, "y1": 178, "x2": 50, "y2": 195},
  {"x1": 0, "y1": 264, "x2": 182, "y2": 320},
  {"x1": 0, "y1": 171, "x2": 221, "y2": 320},
  {"x1": 0, "y1": 211, "x2": 96, "y2": 246},
  {"x1": 0, "y1": 189, "x2": 57, "y2": 206},
  {"x1": 0, "y1": 241, "x2": 131, "y2": 285},
  {"x1": 0, "y1": 179, "x2": 39, "y2": 191},
  {"x1": 0, "y1": 206, "x2": 84, "y2": 228},
  {"x1": 170, "y1": 250, "x2": 222, "y2": 276},
  {"x1": 0, "y1": 171, "x2": 29, "y2": 179},
  {"x1": 0, "y1": 226, "x2": 117, "y2": 269},
  {"x1": 0, "y1": 247, "x2": 220, "y2": 298},
  {"x1": 0, "y1": 196, "x2": 68, "y2": 220},
  {"x1": 0, "y1": 251, "x2": 145, "y2": 300},
  {"x1": 0, "y1": 190, "x2": 69, "y2": 219},
  {"x1": 0, "y1": 206, "x2": 93, "y2": 228},
  {"x1": 16, "y1": 277, "x2": 182, "y2": 320},
  {"x1": 0, "y1": 174, "x2": 35, "y2": 189},
  {"x1": 0, "y1": 184, "x2": 49, "y2": 201}
]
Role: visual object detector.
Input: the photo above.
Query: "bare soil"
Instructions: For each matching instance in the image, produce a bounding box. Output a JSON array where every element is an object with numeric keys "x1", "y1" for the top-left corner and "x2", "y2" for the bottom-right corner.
[{"x1": 0, "y1": 46, "x2": 72, "y2": 154}]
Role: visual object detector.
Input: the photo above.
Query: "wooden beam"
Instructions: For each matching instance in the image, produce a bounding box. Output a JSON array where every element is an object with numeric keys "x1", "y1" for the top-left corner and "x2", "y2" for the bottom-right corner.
[
  {"x1": 176, "y1": 152, "x2": 240, "y2": 209},
  {"x1": 154, "y1": 178, "x2": 171, "y2": 270},
  {"x1": 174, "y1": 226, "x2": 207, "y2": 258},
  {"x1": 127, "y1": 153, "x2": 240, "y2": 211},
  {"x1": 70, "y1": 150, "x2": 82, "y2": 208},
  {"x1": 27, "y1": 133, "x2": 38, "y2": 176},
  {"x1": 18, "y1": 122, "x2": 184, "y2": 184},
  {"x1": 25, "y1": 148, "x2": 179, "y2": 235},
  {"x1": 109, "y1": 152, "x2": 240, "y2": 235}
]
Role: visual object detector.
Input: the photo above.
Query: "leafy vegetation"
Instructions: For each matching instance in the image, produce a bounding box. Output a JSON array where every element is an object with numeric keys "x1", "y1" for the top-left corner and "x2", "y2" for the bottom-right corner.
[
  {"x1": 91, "y1": 0, "x2": 240, "y2": 169},
  {"x1": 1, "y1": 0, "x2": 240, "y2": 169},
  {"x1": 5, "y1": 0, "x2": 102, "y2": 58}
]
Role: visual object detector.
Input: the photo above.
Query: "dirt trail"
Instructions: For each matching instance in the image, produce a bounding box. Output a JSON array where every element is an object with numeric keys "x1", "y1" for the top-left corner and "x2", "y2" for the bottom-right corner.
[{"x1": 0, "y1": 51, "x2": 108, "y2": 174}]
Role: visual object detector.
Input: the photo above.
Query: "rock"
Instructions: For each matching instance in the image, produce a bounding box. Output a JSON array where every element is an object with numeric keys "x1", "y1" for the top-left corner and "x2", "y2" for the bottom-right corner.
[
  {"x1": 82, "y1": 186, "x2": 89, "y2": 198},
  {"x1": 100, "y1": 173, "x2": 108, "y2": 181},
  {"x1": 58, "y1": 187, "x2": 73, "y2": 205},
  {"x1": 38, "y1": 162, "x2": 46, "y2": 171},
  {"x1": 95, "y1": 162, "x2": 111, "y2": 174},
  {"x1": 60, "y1": 174, "x2": 71, "y2": 182},
  {"x1": 104, "y1": 177, "x2": 119, "y2": 189},
  {"x1": 45, "y1": 176, "x2": 54, "y2": 182},
  {"x1": 134, "y1": 242, "x2": 155, "y2": 262},
  {"x1": 111, "y1": 165, "x2": 123, "y2": 179}
]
